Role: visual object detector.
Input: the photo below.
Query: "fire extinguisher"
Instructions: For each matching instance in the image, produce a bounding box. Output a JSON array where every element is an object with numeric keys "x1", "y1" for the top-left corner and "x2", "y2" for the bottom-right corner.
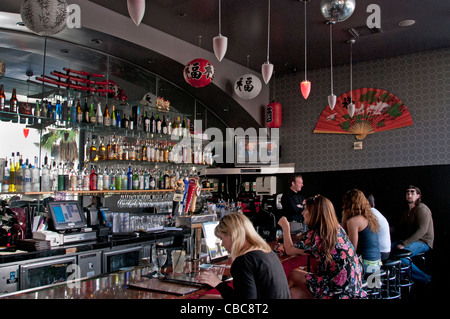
[{"x1": 266, "y1": 100, "x2": 282, "y2": 128}]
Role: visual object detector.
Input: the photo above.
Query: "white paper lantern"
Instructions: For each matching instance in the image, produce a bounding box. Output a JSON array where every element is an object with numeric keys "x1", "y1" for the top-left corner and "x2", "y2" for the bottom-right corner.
[
  {"x1": 127, "y1": 0, "x2": 146, "y2": 26},
  {"x1": 20, "y1": 0, "x2": 68, "y2": 36},
  {"x1": 234, "y1": 74, "x2": 262, "y2": 100}
]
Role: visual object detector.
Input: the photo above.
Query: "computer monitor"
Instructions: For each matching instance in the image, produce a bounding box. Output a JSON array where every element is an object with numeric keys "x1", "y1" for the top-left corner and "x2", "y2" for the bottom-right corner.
[
  {"x1": 47, "y1": 201, "x2": 87, "y2": 231},
  {"x1": 202, "y1": 221, "x2": 228, "y2": 262}
]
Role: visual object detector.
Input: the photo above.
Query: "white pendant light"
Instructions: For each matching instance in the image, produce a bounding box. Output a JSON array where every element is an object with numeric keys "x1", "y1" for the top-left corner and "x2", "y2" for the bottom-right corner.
[
  {"x1": 327, "y1": 21, "x2": 336, "y2": 110},
  {"x1": 262, "y1": 0, "x2": 274, "y2": 84},
  {"x1": 127, "y1": 0, "x2": 146, "y2": 26},
  {"x1": 300, "y1": 0, "x2": 311, "y2": 99},
  {"x1": 348, "y1": 39, "x2": 356, "y2": 117},
  {"x1": 213, "y1": 0, "x2": 228, "y2": 61}
]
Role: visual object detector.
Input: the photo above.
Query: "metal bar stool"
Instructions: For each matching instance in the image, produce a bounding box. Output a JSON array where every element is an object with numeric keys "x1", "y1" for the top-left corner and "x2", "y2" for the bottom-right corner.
[
  {"x1": 390, "y1": 248, "x2": 414, "y2": 298},
  {"x1": 381, "y1": 259, "x2": 401, "y2": 299},
  {"x1": 363, "y1": 269, "x2": 387, "y2": 299}
]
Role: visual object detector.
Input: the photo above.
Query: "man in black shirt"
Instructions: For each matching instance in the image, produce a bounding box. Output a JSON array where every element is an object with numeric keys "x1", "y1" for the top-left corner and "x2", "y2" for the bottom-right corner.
[{"x1": 280, "y1": 174, "x2": 306, "y2": 226}]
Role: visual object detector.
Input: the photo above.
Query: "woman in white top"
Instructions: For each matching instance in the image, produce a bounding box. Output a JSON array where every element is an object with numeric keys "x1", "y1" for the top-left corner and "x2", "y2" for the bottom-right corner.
[{"x1": 364, "y1": 191, "x2": 391, "y2": 260}]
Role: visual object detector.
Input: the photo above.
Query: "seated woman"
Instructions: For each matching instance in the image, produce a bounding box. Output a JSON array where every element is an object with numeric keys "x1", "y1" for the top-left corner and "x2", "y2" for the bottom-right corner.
[
  {"x1": 278, "y1": 195, "x2": 366, "y2": 299},
  {"x1": 196, "y1": 212, "x2": 290, "y2": 299},
  {"x1": 342, "y1": 189, "x2": 381, "y2": 274}
]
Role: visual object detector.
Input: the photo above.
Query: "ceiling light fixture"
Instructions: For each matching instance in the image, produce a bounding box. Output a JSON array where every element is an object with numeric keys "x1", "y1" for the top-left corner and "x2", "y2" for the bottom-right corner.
[
  {"x1": 127, "y1": 0, "x2": 145, "y2": 26},
  {"x1": 327, "y1": 21, "x2": 336, "y2": 110},
  {"x1": 348, "y1": 39, "x2": 355, "y2": 117},
  {"x1": 213, "y1": 0, "x2": 228, "y2": 62},
  {"x1": 398, "y1": 19, "x2": 415, "y2": 27},
  {"x1": 262, "y1": 0, "x2": 274, "y2": 84},
  {"x1": 300, "y1": 0, "x2": 311, "y2": 100}
]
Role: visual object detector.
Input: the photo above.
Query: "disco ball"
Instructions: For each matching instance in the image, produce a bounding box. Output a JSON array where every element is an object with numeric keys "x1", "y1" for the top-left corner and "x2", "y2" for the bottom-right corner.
[{"x1": 320, "y1": 0, "x2": 356, "y2": 23}]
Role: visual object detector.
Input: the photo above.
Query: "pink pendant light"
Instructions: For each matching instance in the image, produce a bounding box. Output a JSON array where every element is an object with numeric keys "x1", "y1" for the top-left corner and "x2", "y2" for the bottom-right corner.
[
  {"x1": 213, "y1": 0, "x2": 228, "y2": 61},
  {"x1": 127, "y1": 0, "x2": 145, "y2": 26},
  {"x1": 262, "y1": 0, "x2": 274, "y2": 84},
  {"x1": 300, "y1": 0, "x2": 311, "y2": 99}
]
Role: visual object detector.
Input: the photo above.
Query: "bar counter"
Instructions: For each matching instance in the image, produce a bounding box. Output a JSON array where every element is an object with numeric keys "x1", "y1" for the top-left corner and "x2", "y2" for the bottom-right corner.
[{"x1": 1, "y1": 246, "x2": 308, "y2": 299}]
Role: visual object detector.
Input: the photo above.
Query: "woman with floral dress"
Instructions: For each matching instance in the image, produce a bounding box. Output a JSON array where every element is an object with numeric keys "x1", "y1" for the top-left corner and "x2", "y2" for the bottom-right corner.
[{"x1": 278, "y1": 195, "x2": 367, "y2": 299}]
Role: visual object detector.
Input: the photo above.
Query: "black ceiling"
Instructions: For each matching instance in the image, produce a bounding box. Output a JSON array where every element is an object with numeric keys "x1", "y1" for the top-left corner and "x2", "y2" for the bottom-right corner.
[
  {"x1": 1, "y1": 0, "x2": 449, "y2": 129},
  {"x1": 89, "y1": 0, "x2": 450, "y2": 74}
]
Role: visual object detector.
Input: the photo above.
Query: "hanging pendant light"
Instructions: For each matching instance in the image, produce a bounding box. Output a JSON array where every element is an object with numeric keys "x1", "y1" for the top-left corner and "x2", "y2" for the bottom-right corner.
[
  {"x1": 348, "y1": 39, "x2": 356, "y2": 117},
  {"x1": 127, "y1": 0, "x2": 146, "y2": 26},
  {"x1": 262, "y1": 0, "x2": 274, "y2": 84},
  {"x1": 300, "y1": 0, "x2": 311, "y2": 99},
  {"x1": 327, "y1": 21, "x2": 336, "y2": 110},
  {"x1": 213, "y1": 0, "x2": 228, "y2": 62}
]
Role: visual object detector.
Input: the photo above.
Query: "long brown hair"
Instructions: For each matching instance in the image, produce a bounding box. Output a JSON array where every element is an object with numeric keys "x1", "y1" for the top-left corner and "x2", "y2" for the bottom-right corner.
[
  {"x1": 305, "y1": 195, "x2": 339, "y2": 264},
  {"x1": 341, "y1": 189, "x2": 380, "y2": 233}
]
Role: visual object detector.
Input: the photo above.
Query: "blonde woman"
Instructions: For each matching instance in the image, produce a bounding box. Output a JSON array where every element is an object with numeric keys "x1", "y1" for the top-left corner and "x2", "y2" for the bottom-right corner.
[
  {"x1": 196, "y1": 213, "x2": 290, "y2": 299},
  {"x1": 342, "y1": 189, "x2": 381, "y2": 274}
]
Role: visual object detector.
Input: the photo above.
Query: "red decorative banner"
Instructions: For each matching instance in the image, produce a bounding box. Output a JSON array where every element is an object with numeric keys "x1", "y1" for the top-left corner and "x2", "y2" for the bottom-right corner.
[{"x1": 314, "y1": 88, "x2": 413, "y2": 140}]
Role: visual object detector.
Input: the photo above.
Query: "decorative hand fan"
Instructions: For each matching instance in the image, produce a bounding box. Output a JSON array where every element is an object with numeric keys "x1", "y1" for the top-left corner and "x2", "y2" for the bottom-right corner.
[{"x1": 314, "y1": 88, "x2": 413, "y2": 140}]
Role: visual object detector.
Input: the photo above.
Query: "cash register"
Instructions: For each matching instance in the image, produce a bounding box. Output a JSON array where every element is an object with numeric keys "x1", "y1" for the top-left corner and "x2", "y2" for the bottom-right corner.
[{"x1": 34, "y1": 201, "x2": 97, "y2": 245}]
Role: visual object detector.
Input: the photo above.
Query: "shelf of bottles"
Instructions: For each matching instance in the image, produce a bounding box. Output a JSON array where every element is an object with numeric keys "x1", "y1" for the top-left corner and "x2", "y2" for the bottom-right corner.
[{"x1": 1, "y1": 85, "x2": 214, "y2": 197}]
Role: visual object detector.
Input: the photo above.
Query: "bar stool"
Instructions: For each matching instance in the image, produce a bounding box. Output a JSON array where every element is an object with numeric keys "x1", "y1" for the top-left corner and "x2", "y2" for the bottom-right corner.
[
  {"x1": 390, "y1": 248, "x2": 414, "y2": 298},
  {"x1": 363, "y1": 269, "x2": 387, "y2": 299},
  {"x1": 381, "y1": 259, "x2": 401, "y2": 299}
]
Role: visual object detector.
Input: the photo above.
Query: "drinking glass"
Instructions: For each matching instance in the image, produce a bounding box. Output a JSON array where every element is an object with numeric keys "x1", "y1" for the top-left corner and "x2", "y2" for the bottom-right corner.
[{"x1": 153, "y1": 248, "x2": 167, "y2": 278}]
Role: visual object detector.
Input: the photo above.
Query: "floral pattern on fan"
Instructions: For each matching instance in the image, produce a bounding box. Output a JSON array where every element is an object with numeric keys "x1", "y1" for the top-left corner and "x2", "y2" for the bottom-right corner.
[{"x1": 314, "y1": 88, "x2": 413, "y2": 140}]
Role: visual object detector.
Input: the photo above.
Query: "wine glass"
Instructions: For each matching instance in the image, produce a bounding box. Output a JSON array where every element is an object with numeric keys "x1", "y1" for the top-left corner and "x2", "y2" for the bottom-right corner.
[{"x1": 153, "y1": 248, "x2": 167, "y2": 278}]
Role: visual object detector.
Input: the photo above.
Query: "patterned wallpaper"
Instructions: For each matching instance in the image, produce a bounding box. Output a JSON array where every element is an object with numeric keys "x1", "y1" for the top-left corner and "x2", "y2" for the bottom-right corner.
[{"x1": 273, "y1": 48, "x2": 450, "y2": 172}]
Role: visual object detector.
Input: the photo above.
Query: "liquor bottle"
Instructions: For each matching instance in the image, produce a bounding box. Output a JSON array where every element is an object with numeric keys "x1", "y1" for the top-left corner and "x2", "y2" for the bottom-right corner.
[
  {"x1": 182, "y1": 117, "x2": 188, "y2": 137},
  {"x1": 41, "y1": 99, "x2": 48, "y2": 118},
  {"x1": 163, "y1": 142, "x2": 169, "y2": 162},
  {"x1": 89, "y1": 101, "x2": 96, "y2": 124},
  {"x1": 132, "y1": 169, "x2": 139, "y2": 190},
  {"x1": 143, "y1": 169, "x2": 150, "y2": 190},
  {"x1": 89, "y1": 165, "x2": 98, "y2": 191},
  {"x1": 82, "y1": 164, "x2": 89, "y2": 191},
  {"x1": 162, "y1": 115, "x2": 168, "y2": 134},
  {"x1": 97, "y1": 167, "x2": 103, "y2": 191},
  {"x1": 69, "y1": 166, "x2": 77, "y2": 191},
  {"x1": 103, "y1": 167, "x2": 110, "y2": 190},
  {"x1": 163, "y1": 170, "x2": 170, "y2": 189},
  {"x1": 15, "y1": 155, "x2": 23, "y2": 192},
  {"x1": 96, "y1": 103, "x2": 103, "y2": 125},
  {"x1": 138, "y1": 169, "x2": 144, "y2": 190},
  {"x1": 111, "y1": 134, "x2": 118, "y2": 160},
  {"x1": 121, "y1": 113, "x2": 128, "y2": 129},
  {"x1": 2, "y1": 158, "x2": 9, "y2": 192},
  {"x1": 9, "y1": 88, "x2": 18, "y2": 114},
  {"x1": 64, "y1": 163, "x2": 70, "y2": 191},
  {"x1": 156, "y1": 113, "x2": 162, "y2": 133},
  {"x1": 143, "y1": 111, "x2": 150, "y2": 132},
  {"x1": 106, "y1": 137, "x2": 112, "y2": 160},
  {"x1": 172, "y1": 116, "x2": 178, "y2": 137},
  {"x1": 31, "y1": 156, "x2": 40, "y2": 192},
  {"x1": 50, "y1": 161, "x2": 58, "y2": 191},
  {"x1": 158, "y1": 170, "x2": 164, "y2": 189},
  {"x1": 167, "y1": 115, "x2": 172, "y2": 135},
  {"x1": 89, "y1": 136, "x2": 98, "y2": 162},
  {"x1": 150, "y1": 112, "x2": 156, "y2": 133},
  {"x1": 70, "y1": 98, "x2": 77, "y2": 123},
  {"x1": 117, "y1": 137, "x2": 124, "y2": 160},
  {"x1": 142, "y1": 140, "x2": 148, "y2": 161},
  {"x1": 129, "y1": 142, "x2": 136, "y2": 161},
  {"x1": 149, "y1": 169, "x2": 156, "y2": 190},
  {"x1": 111, "y1": 105, "x2": 117, "y2": 127},
  {"x1": 76, "y1": 164, "x2": 83, "y2": 191},
  {"x1": 76, "y1": 99, "x2": 83, "y2": 123},
  {"x1": 61, "y1": 99, "x2": 68, "y2": 122},
  {"x1": 122, "y1": 167, "x2": 128, "y2": 190},
  {"x1": 127, "y1": 166, "x2": 133, "y2": 190},
  {"x1": 103, "y1": 104, "x2": 111, "y2": 126},
  {"x1": 98, "y1": 136, "x2": 106, "y2": 161},
  {"x1": 0, "y1": 84, "x2": 5, "y2": 111},
  {"x1": 110, "y1": 169, "x2": 116, "y2": 190},
  {"x1": 8, "y1": 154, "x2": 15, "y2": 192},
  {"x1": 122, "y1": 141, "x2": 128, "y2": 160},
  {"x1": 128, "y1": 113, "x2": 134, "y2": 130},
  {"x1": 55, "y1": 99, "x2": 62, "y2": 121},
  {"x1": 57, "y1": 163, "x2": 64, "y2": 191},
  {"x1": 116, "y1": 109, "x2": 121, "y2": 127},
  {"x1": 115, "y1": 168, "x2": 122, "y2": 190},
  {"x1": 132, "y1": 105, "x2": 141, "y2": 131},
  {"x1": 23, "y1": 162, "x2": 32, "y2": 193}
]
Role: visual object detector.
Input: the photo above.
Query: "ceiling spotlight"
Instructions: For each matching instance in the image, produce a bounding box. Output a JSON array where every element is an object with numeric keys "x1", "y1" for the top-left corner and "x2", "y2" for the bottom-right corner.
[{"x1": 398, "y1": 19, "x2": 415, "y2": 27}]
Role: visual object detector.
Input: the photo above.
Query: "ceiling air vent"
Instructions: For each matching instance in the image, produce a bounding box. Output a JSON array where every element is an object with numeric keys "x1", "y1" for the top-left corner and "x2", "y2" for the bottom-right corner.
[{"x1": 346, "y1": 25, "x2": 382, "y2": 38}]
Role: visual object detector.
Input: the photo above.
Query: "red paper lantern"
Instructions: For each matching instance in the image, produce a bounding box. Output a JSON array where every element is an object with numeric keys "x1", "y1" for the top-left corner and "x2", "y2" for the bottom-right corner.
[
  {"x1": 267, "y1": 101, "x2": 282, "y2": 128},
  {"x1": 183, "y1": 58, "x2": 215, "y2": 88}
]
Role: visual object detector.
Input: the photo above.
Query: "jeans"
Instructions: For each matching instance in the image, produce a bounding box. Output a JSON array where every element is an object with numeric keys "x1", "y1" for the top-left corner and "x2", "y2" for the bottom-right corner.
[{"x1": 392, "y1": 240, "x2": 431, "y2": 284}]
